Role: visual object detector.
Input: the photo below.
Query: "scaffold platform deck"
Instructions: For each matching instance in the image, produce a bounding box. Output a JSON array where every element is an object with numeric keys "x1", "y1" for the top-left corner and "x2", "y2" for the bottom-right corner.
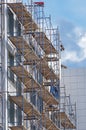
[
  {"x1": 9, "y1": 96, "x2": 40, "y2": 117},
  {"x1": 33, "y1": 32, "x2": 57, "y2": 54},
  {"x1": 9, "y1": 36, "x2": 40, "y2": 61},
  {"x1": 10, "y1": 65, "x2": 41, "y2": 90},
  {"x1": 58, "y1": 112, "x2": 76, "y2": 129},
  {"x1": 41, "y1": 113, "x2": 60, "y2": 130},
  {"x1": 9, "y1": 126, "x2": 27, "y2": 130},
  {"x1": 8, "y1": 3, "x2": 38, "y2": 32}
]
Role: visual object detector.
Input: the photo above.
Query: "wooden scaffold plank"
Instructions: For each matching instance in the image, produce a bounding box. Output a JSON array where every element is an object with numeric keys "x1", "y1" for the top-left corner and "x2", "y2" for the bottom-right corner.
[
  {"x1": 8, "y1": 3, "x2": 38, "y2": 32},
  {"x1": 9, "y1": 96, "x2": 40, "y2": 117},
  {"x1": 45, "y1": 106, "x2": 58, "y2": 112},
  {"x1": 57, "y1": 112, "x2": 76, "y2": 129},
  {"x1": 10, "y1": 65, "x2": 59, "y2": 106},
  {"x1": 43, "y1": 81, "x2": 57, "y2": 86},
  {"x1": 9, "y1": 37, "x2": 58, "y2": 80},
  {"x1": 37, "y1": 59, "x2": 59, "y2": 80},
  {"x1": 9, "y1": 36, "x2": 58, "y2": 80},
  {"x1": 41, "y1": 113, "x2": 60, "y2": 130},
  {"x1": 33, "y1": 32, "x2": 58, "y2": 54},
  {"x1": 39, "y1": 86, "x2": 59, "y2": 105},
  {"x1": 9, "y1": 126, "x2": 27, "y2": 130},
  {"x1": 24, "y1": 57, "x2": 58, "y2": 80},
  {"x1": 10, "y1": 65, "x2": 40, "y2": 90},
  {"x1": 44, "y1": 56, "x2": 59, "y2": 62},
  {"x1": 10, "y1": 66, "x2": 59, "y2": 106},
  {"x1": 9, "y1": 36, "x2": 40, "y2": 61}
]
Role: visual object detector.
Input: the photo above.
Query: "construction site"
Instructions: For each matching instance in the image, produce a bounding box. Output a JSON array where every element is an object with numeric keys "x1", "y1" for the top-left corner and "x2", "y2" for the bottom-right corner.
[{"x1": 0, "y1": 0, "x2": 76, "y2": 130}]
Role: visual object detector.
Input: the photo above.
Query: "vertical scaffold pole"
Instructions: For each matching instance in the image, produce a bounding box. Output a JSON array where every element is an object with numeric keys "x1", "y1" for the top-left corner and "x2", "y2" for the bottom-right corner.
[{"x1": 1, "y1": 1, "x2": 8, "y2": 130}]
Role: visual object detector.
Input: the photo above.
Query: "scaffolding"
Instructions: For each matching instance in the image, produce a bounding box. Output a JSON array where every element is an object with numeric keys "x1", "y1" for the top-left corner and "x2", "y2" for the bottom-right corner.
[
  {"x1": 0, "y1": 0, "x2": 76, "y2": 130},
  {"x1": 59, "y1": 85, "x2": 76, "y2": 130}
]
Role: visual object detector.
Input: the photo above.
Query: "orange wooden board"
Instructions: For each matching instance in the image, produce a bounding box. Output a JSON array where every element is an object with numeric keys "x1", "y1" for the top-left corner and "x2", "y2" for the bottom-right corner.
[
  {"x1": 33, "y1": 32, "x2": 58, "y2": 54},
  {"x1": 39, "y1": 86, "x2": 59, "y2": 105},
  {"x1": 9, "y1": 36, "x2": 39, "y2": 61},
  {"x1": 41, "y1": 113, "x2": 60, "y2": 130},
  {"x1": 10, "y1": 65, "x2": 40, "y2": 90},
  {"x1": 57, "y1": 112, "x2": 76, "y2": 129},
  {"x1": 8, "y1": 3, "x2": 38, "y2": 32},
  {"x1": 9, "y1": 126, "x2": 27, "y2": 130},
  {"x1": 9, "y1": 96, "x2": 40, "y2": 117},
  {"x1": 37, "y1": 59, "x2": 59, "y2": 80}
]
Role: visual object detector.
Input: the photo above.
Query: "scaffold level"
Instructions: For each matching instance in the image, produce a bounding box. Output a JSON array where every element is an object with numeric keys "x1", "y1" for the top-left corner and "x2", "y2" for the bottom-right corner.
[
  {"x1": 41, "y1": 113, "x2": 60, "y2": 130},
  {"x1": 9, "y1": 36, "x2": 40, "y2": 61},
  {"x1": 10, "y1": 65, "x2": 41, "y2": 90},
  {"x1": 59, "y1": 112, "x2": 76, "y2": 129},
  {"x1": 33, "y1": 32, "x2": 57, "y2": 54},
  {"x1": 10, "y1": 65, "x2": 59, "y2": 105},
  {"x1": 39, "y1": 85, "x2": 59, "y2": 105},
  {"x1": 24, "y1": 58, "x2": 59, "y2": 80},
  {"x1": 9, "y1": 36, "x2": 58, "y2": 80},
  {"x1": 9, "y1": 96, "x2": 40, "y2": 117},
  {"x1": 8, "y1": 3, "x2": 38, "y2": 32},
  {"x1": 37, "y1": 59, "x2": 59, "y2": 80}
]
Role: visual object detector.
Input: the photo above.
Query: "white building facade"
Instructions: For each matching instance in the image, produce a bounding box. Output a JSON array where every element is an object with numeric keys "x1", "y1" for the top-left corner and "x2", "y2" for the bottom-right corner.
[{"x1": 62, "y1": 68, "x2": 86, "y2": 130}]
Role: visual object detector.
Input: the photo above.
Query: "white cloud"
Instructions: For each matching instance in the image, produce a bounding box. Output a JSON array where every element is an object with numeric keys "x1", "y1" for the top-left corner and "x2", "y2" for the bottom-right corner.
[
  {"x1": 73, "y1": 27, "x2": 84, "y2": 37},
  {"x1": 62, "y1": 50, "x2": 84, "y2": 63},
  {"x1": 62, "y1": 27, "x2": 86, "y2": 63},
  {"x1": 66, "y1": 33, "x2": 72, "y2": 38},
  {"x1": 59, "y1": 18, "x2": 86, "y2": 65},
  {"x1": 77, "y1": 33, "x2": 86, "y2": 57}
]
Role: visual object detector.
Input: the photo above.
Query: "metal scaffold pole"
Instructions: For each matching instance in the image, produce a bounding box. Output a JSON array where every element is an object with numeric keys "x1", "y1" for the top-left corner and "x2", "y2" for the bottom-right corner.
[
  {"x1": 1, "y1": 0, "x2": 8, "y2": 130},
  {"x1": 0, "y1": 0, "x2": 77, "y2": 129}
]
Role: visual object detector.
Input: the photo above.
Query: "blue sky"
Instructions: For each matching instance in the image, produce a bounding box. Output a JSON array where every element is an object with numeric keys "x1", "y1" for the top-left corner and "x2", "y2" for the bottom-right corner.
[{"x1": 34, "y1": 0, "x2": 86, "y2": 68}]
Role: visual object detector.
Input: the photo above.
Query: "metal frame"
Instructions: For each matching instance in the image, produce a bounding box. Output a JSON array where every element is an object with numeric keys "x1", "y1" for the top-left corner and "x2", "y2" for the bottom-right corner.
[{"x1": 0, "y1": 0, "x2": 76, "y2": 130}]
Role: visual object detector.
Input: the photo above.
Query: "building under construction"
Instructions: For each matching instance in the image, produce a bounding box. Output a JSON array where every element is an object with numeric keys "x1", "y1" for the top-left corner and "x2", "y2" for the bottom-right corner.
[{"x1": 0, "y1": 0, "x2": 76, "y2": 130}]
